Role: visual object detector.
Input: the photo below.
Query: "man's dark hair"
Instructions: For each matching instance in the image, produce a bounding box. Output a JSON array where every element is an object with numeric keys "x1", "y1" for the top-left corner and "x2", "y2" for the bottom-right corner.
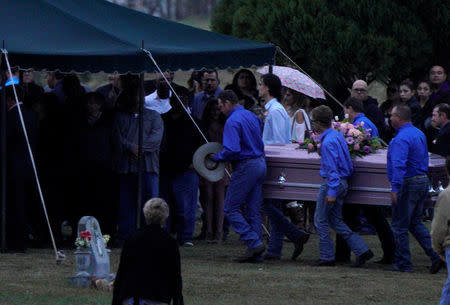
[
  {"x1": 430, "y1": 65, "x2": 448, "y2": 75},
  {"x1": 435, "y1": 103, "x2": 450, "y2": 119},
  {"x1": 261, "y1": 73, "x2": 282, "y2": 100},
  {"x1": 218, "y1": 89, "x2": 239, "y2": 105},
  {"x1": 344, "y1": 97, "x2": 365, "y2": 113},
  {"x1": 311, "y1": 105, "x2": 333, "y2": 128},
  {"x1": 202, "y1": 69, "x2": 219, "y2": 80},
  {"x1": 5, "y1": 85, "x2": 24, "y2": 102},
  {"x1": 393, "y1": 104, "x2": 411, "y2": 121}
]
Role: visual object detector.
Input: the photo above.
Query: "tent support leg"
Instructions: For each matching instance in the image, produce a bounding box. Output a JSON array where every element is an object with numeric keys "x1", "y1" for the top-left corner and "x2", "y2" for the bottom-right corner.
[{"x1": 136, "y1": 72, "x2": 145, "y2": 230}]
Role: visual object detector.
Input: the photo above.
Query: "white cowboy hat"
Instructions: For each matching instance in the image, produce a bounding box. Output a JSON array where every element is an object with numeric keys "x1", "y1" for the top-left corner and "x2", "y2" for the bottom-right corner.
[{"x1": 193, "y1": 142, "x2": 225, "y2": 182}]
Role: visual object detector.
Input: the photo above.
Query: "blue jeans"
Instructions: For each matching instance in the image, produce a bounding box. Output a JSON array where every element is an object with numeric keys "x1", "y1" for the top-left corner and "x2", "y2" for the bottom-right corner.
[
  {"x1": 440, "y1": 248, "x2": 450, "y2": 305},
  {"x1": 224, "y1": 157, "x2": 266, "y2": 249},
  {"x1": 314, "y1": 179, "x2": 369, "y2": 261},
  {"x1": 262, "y1": 199, "x2": 308, "y2": 257},
  {"x1": 160, "y1": 171, "x2": 199, "y2": 243},
  {"x1": 391, "y1": 176, "x2": 439, "y2": 271},
  {"x1": 118, "y1": 172, "x2": 159, "y2": 240}
]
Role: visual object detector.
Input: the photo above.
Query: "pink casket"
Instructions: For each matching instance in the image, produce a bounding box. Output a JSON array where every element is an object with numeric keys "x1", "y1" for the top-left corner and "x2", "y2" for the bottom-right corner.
[{"x1": 263, "y1": 144, "x2": 447, "y2": 206}]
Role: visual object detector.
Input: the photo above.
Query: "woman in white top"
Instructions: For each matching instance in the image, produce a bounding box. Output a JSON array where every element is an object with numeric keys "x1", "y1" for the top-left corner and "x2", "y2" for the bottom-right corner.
[{"x1": 282, "y1": 87, "x2": 311, "y2": 142}]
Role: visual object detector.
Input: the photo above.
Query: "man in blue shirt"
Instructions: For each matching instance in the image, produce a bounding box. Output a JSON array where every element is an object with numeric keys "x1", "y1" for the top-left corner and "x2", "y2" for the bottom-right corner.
[
  {"x1": 336, "y1": 98, "x2": 395, "y2": 264},
  {"x1": 191, "y1": 69, "x2": 222, "y2": 120},
  {"x1": 258, "y1": 73, "x2": 290, "y2": 144},
  {"x1": 212, "y1": 90, "x2": 266, "y2": 262},
  {"x1": 311, "y1": 105, "x2": 373, "y2": 267},
  {"x1": 387, "y1": 105, "x2": 443, "y2": 272},
  {"x1": 344, "y1": 97, "x2": 379, "y2": 137}
]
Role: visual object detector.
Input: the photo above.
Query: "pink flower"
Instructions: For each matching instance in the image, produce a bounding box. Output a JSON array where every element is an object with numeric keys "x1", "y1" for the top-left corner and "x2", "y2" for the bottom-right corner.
[
  {"x1": 346, "y1": 137, "x2": 354, "y2": 145},
  {"x1": 357, "y1": 135, "x2": 364, "y2": 142},
  {"x1": 353, "y1": 144, "x2": 360, "y2": 151},
  {"x1": 308, "y1": 143, "x2": 314, "y2": 150},
  {"x1": 317, "y1": 143, "x2": 321, "y2": 150}
]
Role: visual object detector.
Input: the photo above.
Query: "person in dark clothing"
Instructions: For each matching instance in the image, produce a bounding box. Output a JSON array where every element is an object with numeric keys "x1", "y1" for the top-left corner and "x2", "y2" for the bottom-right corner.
[
  {"x1": 34, "y1": 93, "x2": 66, "y2": 246},
  {"x1": 20, "y1": 70, "x2": 44, "y2": 108},
  {"x1": 96, "y1": 73, "x2": 121, "y2": 110},
  {"x1": 399, "y1": 79, "x2": 422, "y2": 128},
  {"x1": 112, "y1": 81, "x2": 164, "y2": 243},
  {"x1": 74, "y1": 92, "x2": 117, "y2": 236},
  {"x1": 431, "y1": 103, "x2": 450, "y2": 157},
  {"x1": 112, "y1": 198, "x2": 183, "y2": 305},
  {"x1": 4, "y1": 85, "x2": 39, "y2": 252},
  {"x1": 159, "y1": 86, "x2": 202, "y2": 246},
  {"x1": 379, "y1": 81, "x2": 401, "y2": 142},
  {"x1": 430, "y1": 65, "x2": 450, "y2": 105},
  {"x1": 351, "y1": 80, "x2": 387, "y2": 140}
]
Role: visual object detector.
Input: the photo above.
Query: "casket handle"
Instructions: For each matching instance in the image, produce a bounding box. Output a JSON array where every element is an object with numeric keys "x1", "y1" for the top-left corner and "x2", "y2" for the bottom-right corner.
[{"x1": 277, "y1": 172, "x2": 286, "y2": 188}]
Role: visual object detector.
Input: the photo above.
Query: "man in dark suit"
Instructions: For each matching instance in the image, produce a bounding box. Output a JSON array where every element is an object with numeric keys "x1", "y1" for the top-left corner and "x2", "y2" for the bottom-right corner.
[
  {"x1": 4, "y1": 85, "x2": 38, "y2": 251},
  {"x1": 431, "y1": 103, "x2": 450, "y2": 157}
]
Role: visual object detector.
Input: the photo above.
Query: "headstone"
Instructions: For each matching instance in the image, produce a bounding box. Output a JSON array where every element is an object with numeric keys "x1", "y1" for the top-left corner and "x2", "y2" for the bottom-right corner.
[{"x1": 67, "y1": 216, "x2": 115, "y2": 287}]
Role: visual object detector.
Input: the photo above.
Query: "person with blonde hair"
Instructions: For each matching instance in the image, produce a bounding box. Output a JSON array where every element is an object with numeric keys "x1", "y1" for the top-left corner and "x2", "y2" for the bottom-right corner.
[{"x1": 112, "y1": 198, "x2": 184, "y2": 305}]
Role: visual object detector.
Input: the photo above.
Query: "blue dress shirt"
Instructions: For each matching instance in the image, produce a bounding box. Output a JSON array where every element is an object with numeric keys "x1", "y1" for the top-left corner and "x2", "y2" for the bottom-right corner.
[
  {"x1": 213, "y1": 105, "x2": 264, "y2": 162},
  {"x1": 262, "y1": 98, "x2": 291, "y2": 144},
  {"x1": 191, "y1": 87, "x2": 222, "y2": 120},
  {"x1": 319, "y1": 128, "x2": 354, "y2": 197},
  {"x1": 387, "y1": 122, "x2": 428, "y2": 192},
  {"x1": 353, "y1": 113, "x2": 379, "y2": 137}
]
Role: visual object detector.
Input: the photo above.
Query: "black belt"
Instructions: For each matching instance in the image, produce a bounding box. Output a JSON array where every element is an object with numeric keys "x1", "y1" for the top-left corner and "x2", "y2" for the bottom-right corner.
[{"x1": 404, "y1": 175, "x2": 427, "y2": 181}]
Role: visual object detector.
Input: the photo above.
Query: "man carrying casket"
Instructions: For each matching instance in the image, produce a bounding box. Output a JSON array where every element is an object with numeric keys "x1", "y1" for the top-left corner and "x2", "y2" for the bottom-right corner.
[
  {"x1": 311, "y1": 105, "x2": 373, "y2": 267},
  {"x1": 387, "y1": 104, "x2": 443, "y2": 272}
]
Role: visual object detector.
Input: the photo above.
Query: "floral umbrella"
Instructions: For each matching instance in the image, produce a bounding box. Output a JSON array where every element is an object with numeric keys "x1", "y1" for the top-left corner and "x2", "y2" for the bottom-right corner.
[{"x1": 257, "y1": 66, "x2": 326, "y2": 100}]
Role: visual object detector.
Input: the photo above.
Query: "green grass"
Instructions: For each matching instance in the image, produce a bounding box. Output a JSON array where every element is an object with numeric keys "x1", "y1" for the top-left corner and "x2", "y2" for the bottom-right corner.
[{"x1": 0, "y1": 228, "x2": 446, "y2": 305}]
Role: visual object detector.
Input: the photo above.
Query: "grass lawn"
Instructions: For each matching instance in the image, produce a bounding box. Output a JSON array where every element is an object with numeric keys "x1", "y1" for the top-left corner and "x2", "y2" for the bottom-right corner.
[{"x1": 0, "y1": 229, "x2": 446, "y2": 305}]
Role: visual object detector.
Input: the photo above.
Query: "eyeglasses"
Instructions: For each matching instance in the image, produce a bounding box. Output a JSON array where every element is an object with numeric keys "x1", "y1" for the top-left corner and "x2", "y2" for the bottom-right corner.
[{"x1": 352, "y1": 88, "x2": 367, "y2": 93}]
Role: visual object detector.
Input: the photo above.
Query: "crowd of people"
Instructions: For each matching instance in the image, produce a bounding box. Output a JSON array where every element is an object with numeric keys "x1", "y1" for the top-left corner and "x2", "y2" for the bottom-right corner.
[{"x1": 2, "y1": 63, "x2": 450, "y2": 303}]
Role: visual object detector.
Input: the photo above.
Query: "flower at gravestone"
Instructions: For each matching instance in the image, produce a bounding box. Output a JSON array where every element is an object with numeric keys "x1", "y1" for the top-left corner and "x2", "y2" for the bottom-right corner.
[
  {"x1": 298, "y1": 121, "x2": 382, "y2": 158},
  {"x1": 75, "y1": 231, "x2": 111, "y2": 250},
  {"x1": 75, "y1": 230, "x2": 92, "y2": 249}
]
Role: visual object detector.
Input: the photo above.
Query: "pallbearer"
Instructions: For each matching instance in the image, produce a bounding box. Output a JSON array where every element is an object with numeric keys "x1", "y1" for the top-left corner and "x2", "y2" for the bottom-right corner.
[
  {"x1": 211, "y1": 90, "x2": 266, "y2": 263},
  {"x1": 387, "y1": 105, "x2": 443, "y2": 272},
  {"x1": 311, "y1": 105, "x2": 373, "y2": 267}
]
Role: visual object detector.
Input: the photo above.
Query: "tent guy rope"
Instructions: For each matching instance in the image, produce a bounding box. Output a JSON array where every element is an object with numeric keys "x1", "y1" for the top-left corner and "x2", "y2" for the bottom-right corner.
[{"x1": 1, "y1": 49, "x2": 65, "y2": 264}]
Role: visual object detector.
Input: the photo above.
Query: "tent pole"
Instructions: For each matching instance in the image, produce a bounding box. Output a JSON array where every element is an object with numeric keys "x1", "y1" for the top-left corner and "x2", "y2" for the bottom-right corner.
[
  {"x1": 1, "y1": 45, "x2": 7, "y2": 253},
  {"x1": 136, "y1": 71, "x2": 145, "y2": 230}
]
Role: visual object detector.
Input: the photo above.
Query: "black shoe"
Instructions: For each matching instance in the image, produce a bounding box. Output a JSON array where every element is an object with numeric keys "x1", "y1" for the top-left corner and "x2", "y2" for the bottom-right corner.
[
  {"x1": 291, "y1": 233, "x2": 310, "y2": 260},
  {"x1": 263, "y1": 253, "x2": 281, "y2": 261},
  {"x1": 352, "y1": 249, "x2": 374, "y2": 268},
  {"x1": 312, "y1": 259, "x2": 335, "y2": 267},
  {"x1": 430, "y1": 258, "x2": 445, "y2": 274},
  {"x1": 374, "y1": 257, "x2": 394, "y2": 265},
  {"x1": 234, "y1": 244, "x2": 266, "y2": 263}
]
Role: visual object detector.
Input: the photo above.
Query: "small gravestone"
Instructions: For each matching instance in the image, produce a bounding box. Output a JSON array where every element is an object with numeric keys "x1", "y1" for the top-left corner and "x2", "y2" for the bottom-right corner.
[{"x1": 67, "y1": 216, "x2": 115, "y2": 287}]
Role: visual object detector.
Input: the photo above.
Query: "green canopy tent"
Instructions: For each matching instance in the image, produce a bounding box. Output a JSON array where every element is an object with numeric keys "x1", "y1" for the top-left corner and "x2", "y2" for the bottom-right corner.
[
  {"x1": 0, "y1": 0, "x2": 276, "y2": 255},
  {"x1": 0, "y1": 0, "x2": 275, "y2": 72}
]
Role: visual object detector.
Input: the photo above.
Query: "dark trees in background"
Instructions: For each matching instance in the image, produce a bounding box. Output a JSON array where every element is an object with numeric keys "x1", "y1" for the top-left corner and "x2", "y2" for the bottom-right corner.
[{"x1": 211, "y1": 0, "x2": 449, "y2": 101}]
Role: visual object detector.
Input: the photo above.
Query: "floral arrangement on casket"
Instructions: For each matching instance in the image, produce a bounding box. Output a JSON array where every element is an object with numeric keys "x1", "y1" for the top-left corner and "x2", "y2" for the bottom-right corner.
[
  {"x1": 75, "y1": 230, "x2": 110, "y2": 250},
  {"x1": 299, "y1": 121, "x2": 382, "y2": 158}
]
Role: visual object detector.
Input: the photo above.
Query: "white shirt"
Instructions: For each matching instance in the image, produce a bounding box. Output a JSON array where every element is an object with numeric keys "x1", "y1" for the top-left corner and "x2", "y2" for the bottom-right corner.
[{"x1": 144, "y1": 90, "x2": 172, "y2": 114}]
